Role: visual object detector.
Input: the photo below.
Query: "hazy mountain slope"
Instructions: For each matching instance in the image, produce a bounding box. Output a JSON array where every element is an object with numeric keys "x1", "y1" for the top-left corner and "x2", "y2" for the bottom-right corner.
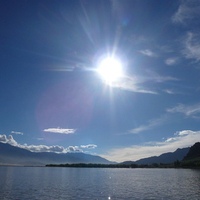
[
  {"x1": 0, "y1": 142, "x2": 113, "y2": 166},
  {"x1": 134, "y1": 147, "x2": 190, "y2": 165}
]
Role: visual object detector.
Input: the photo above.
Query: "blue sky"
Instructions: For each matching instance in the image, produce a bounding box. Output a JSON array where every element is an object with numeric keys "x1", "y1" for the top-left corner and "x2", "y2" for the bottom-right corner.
[{"x1": 1, "y1": 0, "x2": 200, "y2": 162}]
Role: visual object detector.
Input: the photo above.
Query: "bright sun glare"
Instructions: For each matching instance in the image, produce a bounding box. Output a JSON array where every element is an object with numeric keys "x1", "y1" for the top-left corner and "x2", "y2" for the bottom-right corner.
[{"x1": 97, "y1": 57, "x2": 123, "y2": 83}]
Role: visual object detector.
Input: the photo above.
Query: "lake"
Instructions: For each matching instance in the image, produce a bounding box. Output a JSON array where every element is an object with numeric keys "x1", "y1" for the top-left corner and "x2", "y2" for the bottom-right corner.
[{"x1": 0, "y1": 167, "x2": 200, "y2": 199}]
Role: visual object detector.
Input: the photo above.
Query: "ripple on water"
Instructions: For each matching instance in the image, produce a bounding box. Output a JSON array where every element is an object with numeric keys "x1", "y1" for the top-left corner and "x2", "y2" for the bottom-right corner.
[{"x1": 0, "y1": 167, "x2": 200, "y2": 199}]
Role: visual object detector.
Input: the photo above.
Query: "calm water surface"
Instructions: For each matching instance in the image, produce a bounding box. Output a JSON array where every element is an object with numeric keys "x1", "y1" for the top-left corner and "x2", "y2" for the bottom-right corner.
[{"x1": 0, "y1": 167, "x2": 200, "y2": 199}]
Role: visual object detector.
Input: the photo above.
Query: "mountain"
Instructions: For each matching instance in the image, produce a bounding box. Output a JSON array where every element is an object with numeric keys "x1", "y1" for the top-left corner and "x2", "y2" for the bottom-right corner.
[
  {"x1": 183, "y1": 142, "x2": 200, "y2": 161},
  {"x1": 0, "y1": 142, "x2": 113, "y2": 166},
  {"x1": 134, "y1": 147, "x2": 190, "y2": 165},
  {"x1": 180, "y1": 142, "x2": 200, "y2": 168}
]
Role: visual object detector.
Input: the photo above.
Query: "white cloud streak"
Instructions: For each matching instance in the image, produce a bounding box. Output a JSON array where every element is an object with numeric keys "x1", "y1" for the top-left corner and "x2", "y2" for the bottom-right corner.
[
  {"x1": 167, "y1": 103, "x2": 200, "y2": 117},
  {"x1": 110, "y1": 77, "x2": 158, "y2": 94},
  {"x1": 101, "y1": 130, "x2": 200, "y2": 162},
  {"x1": 109, "y1": 73, "x2": 178, "y2": 95},
  {"x1": 129, "y1": 115, "x2": 169, "y2": 134},
  {"x1": 163, "y1": 89, "x2": 176, "y2": 94},
  {"x1": 37, "y1": 138, "x2": 44, "y2": 141},
  {"x1": 81, "y1": 144, "x2": 97, "y2": 149},
  {"x1": 139, "y1": 49, "x2": 157, "y2": 57},
  {"x1": 11, "y1": 131, "x2": 23, "y2": 135},
  {"x1": 43, "y1": 128, "x2": 76, "y2": 134}
]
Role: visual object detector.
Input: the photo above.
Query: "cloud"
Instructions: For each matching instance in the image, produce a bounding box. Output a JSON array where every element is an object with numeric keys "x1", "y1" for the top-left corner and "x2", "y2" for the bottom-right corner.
[
  {"x1": 129, "y1": 115, "x2": 169, "y2": 134},
  {"x1": 105, "y1": 70, "x2": 178, "y2": 94},
  {"x1": 101, "y1": 129, "x2": 200, "y2": 162},
  {"x1": 129, "y1": 125, "x2": 150, "y2": 134},
  {"x1": 37, "y1": 138, "x2": 44, "y2": 140},
  {"x1": 0, "y1": 135, "x2": 82, "y2": 153},
  {"x1": 110, "y1": 77, "x2": 158, "y2": 94},
  {"x1": 172, "y1": 0, "x2": 200, "y2": 24},
  {"x1": 139, "y1": 49, "x2": 157, "y2": 57},
  {"x1": 67, "y1": 146, "x2": 82, "y2": 152},
  {"x1": 178, "y1": 130, "x2": 194, "y2": 136},
  {"x1": 165, "y1": 57, "x2": 179, "y2": 65},
  {"x1": 163, "y1": 89, "x2": 183, "y2": 95},
  {"x1": 22, "y1": 144, "x2": 66, "y2": 153},
  {"x1": 43, "y1": 128, "x2": 76, "y2": 134},
  {"x1": 182, "y1": 32, "x2": 200, "y2": 61},
  {"x1": 111, "y1": 74, "x2": 178, "y2": 94},
  {"x1": 163, "y1": 89, "x2": 176, "y2": 94},
  {"x1": 23, "y1": 144, "x2": 82, "y2": 153},
  {"x1": 11, "y1": 131, "x2": 23, "y2": 135},
  {"x1": 141, "y1": 71, "x2": 179, "y2": 83},
  {"x1": 167, "y1": 103, "x2": 200, "y2": 117},
  {"x1": 152, "y1": 76, "x2": 179, "y2": 83},
  {"x1": 0, "y1": 135, "x2": 7, "y2": 143},
  {"x1": 172, "y1": 5, "x2": 192, "y2": 24},
  {"x1": 81, "y1": 144, "x2": 97, "y2": 149},
  {"x1": 0, "y1": 134, "x2": 18, "y2": 146},
  {"x1": 164, "y1": 130, "x2": 200, "y2": 146}
]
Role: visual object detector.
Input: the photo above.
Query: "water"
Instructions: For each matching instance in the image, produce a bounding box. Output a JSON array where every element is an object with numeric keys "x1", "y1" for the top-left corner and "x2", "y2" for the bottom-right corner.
[{"x1": 0, "y1": 167, "x2": 200, "y2": 200}]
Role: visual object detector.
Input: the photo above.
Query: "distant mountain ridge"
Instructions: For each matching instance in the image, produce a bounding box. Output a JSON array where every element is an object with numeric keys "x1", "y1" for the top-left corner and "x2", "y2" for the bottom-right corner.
[
  {"x1": 0, "y1": 142, "x2": 113, "y2": 166},
  {"x1": 133, "y1": 147, "x2": 190, "y2": 165},
  {"x1": 1, "y1": 142, "x2": 198, "y2": 166}
]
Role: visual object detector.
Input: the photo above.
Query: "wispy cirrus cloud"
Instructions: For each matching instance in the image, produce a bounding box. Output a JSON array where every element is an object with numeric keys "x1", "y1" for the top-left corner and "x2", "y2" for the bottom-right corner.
[
  {"x1": 129, "y1": 102, "x2": 200, "y2": 134},
  {"x1": 182, "y1": 32, "x2": 200, "y2": 61},
  {"x1": 163, "y1": 89, "x2": 177, "y2": 94},
  {"x1": 167, "y1": 103, "x2": 200, "y2": 117},
  {"x1": 37, "y1": 138, "x2": 44, "y2": 141},
  {"x1": 110, "y1": 73, "x2": 178, "y2": 95},
  {"x1": 141, "y1": 70, "x2": 179, "y2": 83},
  {"x1": 172, "y1": 0, "x2": 200, "y2": 63},
  {"x1": 162, "y1": 89, "x2": 184, "y2": 95},
  {"x1": 151, "y1": 75, "x2": 179, "y2": 82},
  {"x1": 139, "y1": 49, "x2": 157, "y2": 57},
  {"x1": 129, "y1": 115, "x2": 169, "y2": 134},
  {"x1": 129, "y1": 125, "x2": 151, "y2": 134},
  {"x1": 43, "y1": 128, "x2": 76, "y2": 134},
  {"x1": 172, "y1": 0, "x2": 200, "y2": 24},
  {"x1": 101, "y1": 130, "x2": 200, "y2": 162},
  {"x1": 110, "y1": 77, "x2": 158, "y2": 94},
  {"x1": 11, "y1": 131, "x2": 23, "y2": 135}
]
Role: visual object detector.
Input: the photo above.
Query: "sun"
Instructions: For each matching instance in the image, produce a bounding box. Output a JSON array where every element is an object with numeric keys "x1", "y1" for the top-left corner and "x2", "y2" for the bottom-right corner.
[{"x1": 97, "y1": 57, "x2": 123, "y2": 83}]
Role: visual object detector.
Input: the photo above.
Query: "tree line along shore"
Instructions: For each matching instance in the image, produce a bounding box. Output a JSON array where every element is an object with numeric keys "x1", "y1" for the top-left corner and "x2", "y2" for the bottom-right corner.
[{"x1": 46, "y1": 159, "x2": 200, "y2": 169}]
